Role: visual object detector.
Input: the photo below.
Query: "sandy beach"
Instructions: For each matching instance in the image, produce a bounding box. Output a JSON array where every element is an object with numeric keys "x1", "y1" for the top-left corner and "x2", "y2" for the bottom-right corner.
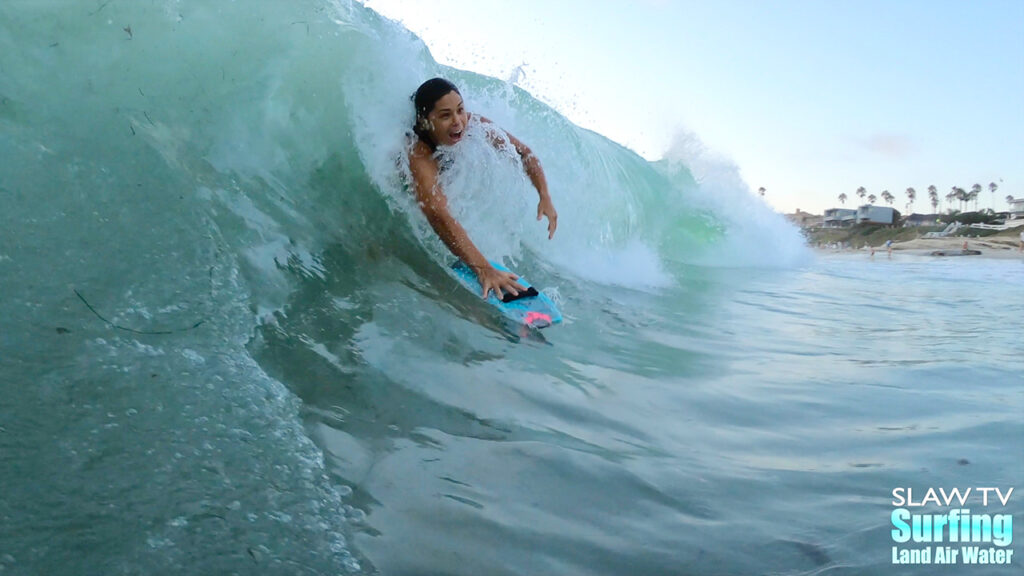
[
  {"x1": 890, "y1": 235, "x2": 1024, "y2": 259},
  {"x1": 818, "y1": 234, "x2": 1024, "y2": 260}
]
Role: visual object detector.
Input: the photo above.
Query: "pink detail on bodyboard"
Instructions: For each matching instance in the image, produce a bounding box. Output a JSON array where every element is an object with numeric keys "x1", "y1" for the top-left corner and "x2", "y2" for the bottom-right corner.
[{"x1": 524, "y1": 311, "x2": 552, "y2": 327}]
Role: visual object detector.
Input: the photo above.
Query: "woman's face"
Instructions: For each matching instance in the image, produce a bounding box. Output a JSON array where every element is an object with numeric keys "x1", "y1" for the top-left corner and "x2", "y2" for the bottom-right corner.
[{"x1": 425, "y1": 91, "x2": 469, "y2": 146}]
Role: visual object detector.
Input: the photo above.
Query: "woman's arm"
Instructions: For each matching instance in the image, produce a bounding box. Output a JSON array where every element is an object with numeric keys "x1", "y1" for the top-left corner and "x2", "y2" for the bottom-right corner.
[
  {"x1": 480, "y1": 117, "x2": 558, "y2": 239},
  {"x1": 408, "y1": 142, "x2": 525, "y2": 299}
]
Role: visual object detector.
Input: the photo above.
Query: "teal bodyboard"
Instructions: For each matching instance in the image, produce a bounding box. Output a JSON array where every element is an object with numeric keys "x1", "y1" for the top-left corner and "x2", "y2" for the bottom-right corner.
[{"x1": 451, "y1": 260, "x2": 562, "y2": 328}]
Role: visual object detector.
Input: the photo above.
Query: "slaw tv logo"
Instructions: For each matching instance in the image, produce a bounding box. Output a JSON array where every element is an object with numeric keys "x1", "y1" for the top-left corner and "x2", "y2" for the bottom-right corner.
[{"x1": 891, "y1": 487, "x2": 1015, "y2": 566}]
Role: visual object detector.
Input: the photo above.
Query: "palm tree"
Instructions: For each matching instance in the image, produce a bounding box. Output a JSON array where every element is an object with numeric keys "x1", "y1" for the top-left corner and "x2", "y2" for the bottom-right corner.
[
  {"x1": 838, "y1": 192, "x2": 847, "y2": 205},
  {"x1": 905, "y1": 187, "x2": 916, "y2": 214},
  {"x1": 856, "y1": 186, "x2": 867, "y2": 202},
  {"x1": 970, "y1": 183, "x2": 982, "y2": 211},
  {"x1": 758, "y1": 187, "x2": 766, "y2": 198},
  {"x1": 881, "y1": 190, "x2": 895, "y2": 205},
  {"x1": 988, "y1": 182, "x2": 998, "y2": 211},
  {"x1": 928, "y1": 185, "x2": 938, "y2": 212},
  {"x1": 952, "y1": 186, "x2": 968, "y2": 212},
  {"x1": 1007, "y1": 195, "x2": 1015, "y2": 209},
  {"x1": 868, "y1": 194, "x2": 877, "y2": 205},
  {"x1": 946, "y1": 189, "x2": 958, "y2": 213}
]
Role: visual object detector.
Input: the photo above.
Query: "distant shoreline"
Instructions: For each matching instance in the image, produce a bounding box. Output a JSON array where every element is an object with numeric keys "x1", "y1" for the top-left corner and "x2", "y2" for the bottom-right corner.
[
  {"x1": 805, "y1": 218, "x2": 1024, "y2": 260},
  {"x1": 816, "y1": 235, "x2": 1024, "y2": 260}
]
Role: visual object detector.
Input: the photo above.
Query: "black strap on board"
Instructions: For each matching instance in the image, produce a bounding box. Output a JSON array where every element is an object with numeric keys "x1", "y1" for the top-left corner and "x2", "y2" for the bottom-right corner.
[{"x1": 501, "y1": 286, "x2": 538, "y2": 303}]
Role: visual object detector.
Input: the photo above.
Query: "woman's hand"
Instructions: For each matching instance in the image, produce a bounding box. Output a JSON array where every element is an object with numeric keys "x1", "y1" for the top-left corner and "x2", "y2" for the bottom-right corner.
[
  {"x1": 476, "y1": 265, "x2": 526, "y2": 300},
  {"x1": 537, "y1": 197, "x2": 558, "y2": 239}
]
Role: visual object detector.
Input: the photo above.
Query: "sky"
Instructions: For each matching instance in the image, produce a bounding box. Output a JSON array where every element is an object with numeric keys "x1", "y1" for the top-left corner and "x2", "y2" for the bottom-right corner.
[{"x1": 364, "y1": 0, "x2": 1024, "y2": 215}]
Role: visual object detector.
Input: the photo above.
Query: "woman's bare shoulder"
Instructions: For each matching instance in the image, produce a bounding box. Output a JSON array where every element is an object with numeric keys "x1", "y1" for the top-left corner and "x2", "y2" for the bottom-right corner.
[{"x1": 407, "y1": 138, "x2": 435, "y2": 162}]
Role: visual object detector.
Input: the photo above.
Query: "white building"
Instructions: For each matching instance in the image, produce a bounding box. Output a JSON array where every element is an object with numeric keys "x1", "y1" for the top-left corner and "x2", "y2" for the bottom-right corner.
[{"x1": 1008, "y1": 197, "x2": 1024, "y2": 216}]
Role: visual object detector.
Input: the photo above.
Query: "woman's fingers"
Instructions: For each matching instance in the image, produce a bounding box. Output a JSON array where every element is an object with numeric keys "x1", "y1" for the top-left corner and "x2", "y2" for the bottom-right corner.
[
  {"x1": 480, "y1": 270, "x2": 524, "y2": 299},
  {"x1": 538, "y1": 202, "x2": 558, "y2": 239}
]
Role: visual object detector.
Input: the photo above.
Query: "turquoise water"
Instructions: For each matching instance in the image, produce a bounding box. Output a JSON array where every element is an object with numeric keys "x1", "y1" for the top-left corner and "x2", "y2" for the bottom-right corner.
[{"x1": 2, "y1": 2, "x2": 1022, "y2": 575}]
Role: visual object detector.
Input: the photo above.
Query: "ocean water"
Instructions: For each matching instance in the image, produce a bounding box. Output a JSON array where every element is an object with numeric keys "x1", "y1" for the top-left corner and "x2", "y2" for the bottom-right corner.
[{"x1": 1, "y1": 2, "x2": 1022, "y2": 575}]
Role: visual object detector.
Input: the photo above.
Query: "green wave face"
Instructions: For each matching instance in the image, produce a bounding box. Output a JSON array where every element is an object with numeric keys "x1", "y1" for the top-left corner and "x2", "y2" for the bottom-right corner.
[{"x1": 2, "y1": 0, "x2": 803, "y2": 306}]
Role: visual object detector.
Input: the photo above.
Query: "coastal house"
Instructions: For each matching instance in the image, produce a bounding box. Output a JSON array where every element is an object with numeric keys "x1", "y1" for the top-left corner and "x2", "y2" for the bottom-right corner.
[
  {"x1": 856, "y1": 204, "x2": 897, "y2": 225},
  {"x1": 903, "y1": 213, "x2": 942, "y2": 227},
  {"x1": 823, "y1": 208, "x2": 857, "y2": 228}
]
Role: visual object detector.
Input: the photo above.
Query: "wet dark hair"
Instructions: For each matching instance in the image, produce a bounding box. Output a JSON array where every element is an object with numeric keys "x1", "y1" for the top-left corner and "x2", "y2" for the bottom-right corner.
[{"x1": 411, "y1": 77, "x2": 460, "y2": 149}]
